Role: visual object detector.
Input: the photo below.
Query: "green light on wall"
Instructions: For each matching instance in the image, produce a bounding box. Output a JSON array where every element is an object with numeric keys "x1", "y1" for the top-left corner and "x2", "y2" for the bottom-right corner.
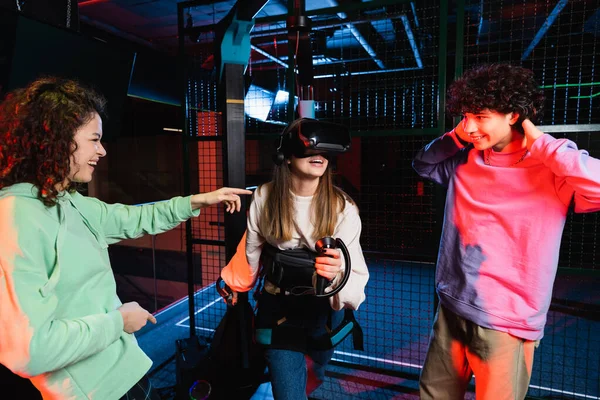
[
  {"x1": 570, "y1": 92, "x2": 600, "y2": 100},
  {"x1": 539, "y1": 82, "x2": 600, "y2": 89},
  {"x1": 538, "y1": 82, "x2": 600, "y2": 99}
]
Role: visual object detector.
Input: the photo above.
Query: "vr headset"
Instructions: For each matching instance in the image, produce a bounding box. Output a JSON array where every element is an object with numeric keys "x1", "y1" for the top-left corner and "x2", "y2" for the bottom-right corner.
[{"x1": 273, "y1": 118, "x2": 351, "y2": 165}]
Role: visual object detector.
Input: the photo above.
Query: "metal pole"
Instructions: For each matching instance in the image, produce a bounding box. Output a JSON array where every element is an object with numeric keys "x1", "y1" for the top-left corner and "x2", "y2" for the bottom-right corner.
[
  {"x1": 152, "y1": 235, "x2": 158, "y2": 312},
  {"x1": 178, "y1": 1, "x2": 197, "y2": 338}
]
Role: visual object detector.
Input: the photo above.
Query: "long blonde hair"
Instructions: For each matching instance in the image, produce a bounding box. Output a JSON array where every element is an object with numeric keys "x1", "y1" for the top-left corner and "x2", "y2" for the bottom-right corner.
[{"x1": 257, "y1": 161, "x2": 353, "y2": 242}]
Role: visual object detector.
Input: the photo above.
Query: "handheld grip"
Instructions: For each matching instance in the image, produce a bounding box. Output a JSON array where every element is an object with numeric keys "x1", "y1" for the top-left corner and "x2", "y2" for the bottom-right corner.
[
  {"x1": 215, "y1": 277, "x2": 234, "y2": 306},
  {"x1": 315, "y1": 237, "x2": 337, "y2": 295}
]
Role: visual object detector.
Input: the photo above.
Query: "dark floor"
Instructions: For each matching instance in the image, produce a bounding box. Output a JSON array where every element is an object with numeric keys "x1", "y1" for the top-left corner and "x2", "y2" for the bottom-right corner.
[{"x1": 135, "y1": 261, "x2": 600, "y2": 400}]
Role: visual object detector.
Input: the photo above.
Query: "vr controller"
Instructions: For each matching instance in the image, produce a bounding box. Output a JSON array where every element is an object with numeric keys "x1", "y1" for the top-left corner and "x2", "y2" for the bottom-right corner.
[
  {"x1": 314, "y1": 236, "x2": 351, "y2": 297},
  {"x1": 256, "y1": 237, "x2": 352, "y2": 298},
  {"x1": 314, "y1": 237, "x2": 337, "y2": 296}
]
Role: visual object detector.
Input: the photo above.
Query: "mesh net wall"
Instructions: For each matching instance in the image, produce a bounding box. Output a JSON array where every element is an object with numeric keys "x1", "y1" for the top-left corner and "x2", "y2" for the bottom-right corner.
[
  {"x1": 152, "y1": 1, "x2": 600, "y2": 398},
  {"x1": 461, "y1": 0, "x2": 599, "y2": 126}
]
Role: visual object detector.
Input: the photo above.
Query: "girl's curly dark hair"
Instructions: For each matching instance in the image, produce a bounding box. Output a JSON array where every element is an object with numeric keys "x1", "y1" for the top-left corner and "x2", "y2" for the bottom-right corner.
[
  {"x1": 446, "y1": 63, "x2": 545, "y2": 126},
  {"x1": 0, "y1": 77, "x2": 106, "y2": 206}
]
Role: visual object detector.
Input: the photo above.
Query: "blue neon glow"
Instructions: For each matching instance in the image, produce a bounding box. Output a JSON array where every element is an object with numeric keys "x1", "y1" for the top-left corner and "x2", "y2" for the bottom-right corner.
[
  {"x1": 521, "y1": 0, "x2": 568, "y2": 61},
  {"x1": 370, "y1": 19, "x2": 396, "y2": 42},
  {"x1": 400, "y1": 14, "x2": 423, "y2": 69},
  {"x1": 274, "y1": 90, "x2": 289, "y2": 105},
  {"x1": 244, "y1": 84, "x2": 275, "y2": 121}
]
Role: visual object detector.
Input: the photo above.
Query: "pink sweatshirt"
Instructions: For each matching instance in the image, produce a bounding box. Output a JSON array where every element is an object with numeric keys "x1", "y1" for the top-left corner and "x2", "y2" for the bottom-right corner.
[{"x1": 413, "y1": 132, "x2": 600, "y2": 340}]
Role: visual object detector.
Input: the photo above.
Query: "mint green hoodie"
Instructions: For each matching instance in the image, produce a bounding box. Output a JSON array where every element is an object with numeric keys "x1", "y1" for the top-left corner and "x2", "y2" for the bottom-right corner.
[{"x1": 0, "y1": 183, "x2": 199, "y2": 399}]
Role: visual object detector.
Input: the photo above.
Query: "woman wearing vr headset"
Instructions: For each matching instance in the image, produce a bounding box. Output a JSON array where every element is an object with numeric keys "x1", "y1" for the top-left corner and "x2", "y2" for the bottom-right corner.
[{"x1": 221, "y1": 117, "x2": 369, "y2": 399}]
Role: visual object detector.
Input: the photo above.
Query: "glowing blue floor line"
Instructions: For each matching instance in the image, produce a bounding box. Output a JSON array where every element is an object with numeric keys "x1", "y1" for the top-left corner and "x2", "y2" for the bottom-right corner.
[
  {"x1": 527, "y1": 386, "x2": 599, "y2": 400},
  {"x1": 193, "y1": 296, "x2": 223, "y2": 315},
  {"x1": 175, "y1": 324, "x2": 216, "y2": 334},
  {"x1": 332, "y1": 351, "x2": 422, "y2": 370},
  {"x1": 154, "y1": 282, "x2": 216, "y2": 318},
  {"x1": 175, "y1": 296, "x2": 222, "y2": 325}
]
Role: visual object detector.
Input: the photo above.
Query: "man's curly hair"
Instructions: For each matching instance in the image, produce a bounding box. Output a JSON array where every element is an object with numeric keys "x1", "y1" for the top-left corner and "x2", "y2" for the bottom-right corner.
[
  {"x1": 0, "y1": 77, "x2": 106, "y2": 206},
  {"x1": 446, "y1": 63, "x2": 545, "y2": 127}
]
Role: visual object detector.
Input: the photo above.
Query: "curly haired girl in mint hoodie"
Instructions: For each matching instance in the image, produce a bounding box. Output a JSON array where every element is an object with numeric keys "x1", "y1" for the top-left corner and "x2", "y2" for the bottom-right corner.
[{"x1": 0, "y1": 77, "x2": 251, "y2": 399}]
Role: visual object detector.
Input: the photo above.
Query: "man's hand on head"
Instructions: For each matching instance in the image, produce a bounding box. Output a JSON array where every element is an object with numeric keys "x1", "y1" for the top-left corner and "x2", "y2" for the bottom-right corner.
[
  {"x1": 454, "y1": 118, "x2": 471, "y2": 146},
  {"x1": 522, "y1": 119, "x2": 544, "y2": 151}
]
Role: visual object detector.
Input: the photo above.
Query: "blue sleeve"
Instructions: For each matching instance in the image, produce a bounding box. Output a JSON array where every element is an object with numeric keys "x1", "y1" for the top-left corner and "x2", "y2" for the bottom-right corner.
[{"x1": 413, "y1": 130, "x2": 470, "y2": 187}]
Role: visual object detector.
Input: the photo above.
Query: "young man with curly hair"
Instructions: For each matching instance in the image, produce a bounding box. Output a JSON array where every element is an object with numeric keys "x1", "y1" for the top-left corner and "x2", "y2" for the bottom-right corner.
[
  {"x1": 413, "y1": 63, "x2": 600, "y2": 399},
  {"x1": 0, "y1": 77, "x2": 251, "y2": 399}
]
